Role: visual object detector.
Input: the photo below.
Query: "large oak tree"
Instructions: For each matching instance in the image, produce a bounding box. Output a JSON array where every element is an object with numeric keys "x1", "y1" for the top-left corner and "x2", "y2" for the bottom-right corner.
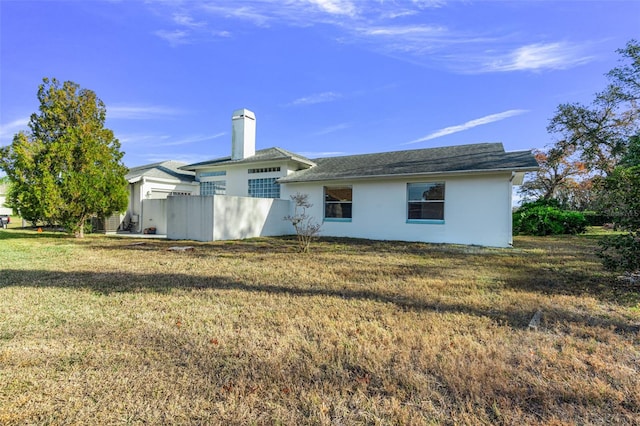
[{"x1": 0, "y1": 78, "x2": 128, "y2": 237}]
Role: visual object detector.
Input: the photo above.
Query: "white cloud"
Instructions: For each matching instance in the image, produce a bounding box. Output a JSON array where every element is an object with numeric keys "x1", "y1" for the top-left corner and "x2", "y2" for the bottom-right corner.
[
  {"x1": 199, "y1": 4, "x2": 271, "y2": 27},
  {"x1": 306, "y1": 0, "x2": 357, "y2": 17},
  {"x1": 311, "y1": 123, "x2": 350, "y2": 136},
  {"x1": 154, "y1": 29, "x2": 190, "y2": 46},
  {"x1": 173, "y1": 13, "x2": 205, "y2": 29},
  {"x1": 157, "y1": 132, "x2": 226, "y2": 147},
  {"x1": 147, "y1": 2, "x2": 597, "y2": 74},
  {"x1": 299, "y1": 151, "x2": 348, "y2": 158},
  {"x1": 482, "y1": 42, "x2": 595, "y2": 72},
  {"x1": 406, "y1": 109, "x2": 528, "y2": 144},
  {"x1": 0, "y1": 118, "x2": 30, "y2": 143},
  {"x1": 289, "y1": 91, "x2": 343, "y2": 106},
  {"x1": 108, "y1": 105, "x2": 186, "y2": 120},
  {"x1": 360, "y1": 25, "x2": 445, "y2": 37}
]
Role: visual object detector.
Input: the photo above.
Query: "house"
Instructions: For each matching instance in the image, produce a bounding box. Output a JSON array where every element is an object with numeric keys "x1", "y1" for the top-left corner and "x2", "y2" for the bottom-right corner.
[
  {"x1": 0, "y1": 181, "x2": 13, "y2": 216},
  {"x1": 156, "y1": 108, "x2": 538, "y2": 247},
  {"x1": 124, "y1": 160, "x2": 198, "y2": 233}
]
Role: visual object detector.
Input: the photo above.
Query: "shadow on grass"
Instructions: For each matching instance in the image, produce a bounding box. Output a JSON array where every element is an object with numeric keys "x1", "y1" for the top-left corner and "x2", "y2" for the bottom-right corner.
[
  {"x1": 0, "y1": 228, "x2": 70, "y2": 240},
  {"x1": 1, "y1": 268, "x2": 637, "y2": 336}
]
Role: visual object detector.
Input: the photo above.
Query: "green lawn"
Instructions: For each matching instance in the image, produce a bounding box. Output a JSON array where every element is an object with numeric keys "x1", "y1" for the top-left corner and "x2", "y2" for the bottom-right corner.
[{"x1": 1, "y1": 229, "x2": 638, "y2": 424}]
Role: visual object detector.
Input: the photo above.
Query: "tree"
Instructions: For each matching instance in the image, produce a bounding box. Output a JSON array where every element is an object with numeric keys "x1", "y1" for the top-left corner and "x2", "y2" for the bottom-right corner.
[
  {"x1": 0, "y1": 78, "x2": 128, "y2": 237},
  {"x1": 284, "y1": 192, "x2": 322, "y2": 253},
  {"x1": 519, "y1": 147, "x2": 590, "y2": 208},
  {"x1": 597, "y1": 137, "x2": 640, "y2": 272},
  {"x1": 548, "y1": 40, "x2": 640, "y2": 176}
]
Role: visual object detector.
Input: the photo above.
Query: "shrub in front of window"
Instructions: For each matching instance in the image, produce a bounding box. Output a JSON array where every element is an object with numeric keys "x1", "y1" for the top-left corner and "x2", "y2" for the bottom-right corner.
[{"x1": 284, "y1": 192, "x2": 322, "y2": 253}]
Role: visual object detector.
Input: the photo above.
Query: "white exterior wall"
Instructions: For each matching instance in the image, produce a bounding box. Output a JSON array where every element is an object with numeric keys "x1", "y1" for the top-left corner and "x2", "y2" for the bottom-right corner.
[
  {"x1": 166, "y1": 195, "x2": 291, "y2": 242},
  {"x1": 140, "y1": 199, "x2": 167, "y2": 234},
  {"x1": 167, "y1": 196, "x2": 215, "y2": 241},
  {"x1": 128, "y1": 177, "x2": 197, "y2": 232},
  {"x1": 213, "y1": 195, "x2": 291, "y2": 240},
  {"x1": 281, "y1": 173, "x2": 514, "y2": 247},
  {"x1": 198, "y1": 161, "x2": 291, "y2": 197},
  {"x1": 0, "y1": 193, "x2": 12, "y2": 215}
]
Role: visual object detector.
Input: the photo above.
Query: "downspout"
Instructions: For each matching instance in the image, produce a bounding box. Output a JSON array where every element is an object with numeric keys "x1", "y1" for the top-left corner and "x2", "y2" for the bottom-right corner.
[
  {"x1": 139, "y1": 176, "x2": 146, "y2": 233},
  {"x1": 508, "y1": 172, "x2": 515, "y2": 246}
]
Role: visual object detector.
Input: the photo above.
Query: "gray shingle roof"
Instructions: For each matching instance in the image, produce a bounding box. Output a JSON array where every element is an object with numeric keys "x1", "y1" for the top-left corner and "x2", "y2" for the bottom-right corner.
[
  {"x1": 181, "y1": 147, "x2": 315, "y2": 170},
  {"x1": 126, "y1": 160, "x2": 196, "y2": 183},
  {"x1": 278, "y1": 143, "x2": 538, "y2": 183}
]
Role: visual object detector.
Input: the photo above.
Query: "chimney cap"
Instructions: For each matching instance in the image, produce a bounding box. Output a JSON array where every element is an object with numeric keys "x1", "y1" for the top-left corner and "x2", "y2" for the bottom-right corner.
[{"x1": 232, "y1": 108, "x2": 255, "y2": 120}]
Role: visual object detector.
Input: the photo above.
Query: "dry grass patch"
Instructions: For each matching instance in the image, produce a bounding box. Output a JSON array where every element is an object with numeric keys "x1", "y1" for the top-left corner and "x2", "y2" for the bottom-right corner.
[{"x1": 1, "y1": 229, "x2": 639, "y2": 424}]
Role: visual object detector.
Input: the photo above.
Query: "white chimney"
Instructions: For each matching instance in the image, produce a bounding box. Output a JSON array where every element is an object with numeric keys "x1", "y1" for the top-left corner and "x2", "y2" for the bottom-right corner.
[{"x1": 231, "y1": 108, "x2": 256, "y2": 160}]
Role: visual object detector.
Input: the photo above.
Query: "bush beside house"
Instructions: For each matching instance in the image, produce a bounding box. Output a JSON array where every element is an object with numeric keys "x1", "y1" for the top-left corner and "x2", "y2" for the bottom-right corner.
[{"x1": 513, "y1": 199, "x2": 587, "y2": 236}]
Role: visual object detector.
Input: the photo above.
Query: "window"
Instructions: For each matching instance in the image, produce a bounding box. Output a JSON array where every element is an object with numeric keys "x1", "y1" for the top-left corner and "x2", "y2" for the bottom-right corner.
[
  {"x1": 248, "y1": 167, "x2": 281, "y2": 174},
  {"x1": 407, "y1": 182, "x2": 444, "y2": 221},
  {"x1": 324, "y1": 186, "x2": 352, "y2": 220},
  {"x1": 170, "y1": 191, "x2": 191, "y2": 196},
  {"x1": 200, "y1": 180, "x2": 226, "y2": 195},
  {"x1": 248, "y1": 178, "x2": 280, "y2": 198},
  {"x1": 200, "y1": 170, "x2": 226, "y2": 178}
]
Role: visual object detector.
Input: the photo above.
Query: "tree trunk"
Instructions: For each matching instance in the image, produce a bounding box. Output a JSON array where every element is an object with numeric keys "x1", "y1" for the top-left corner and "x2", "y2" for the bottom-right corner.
[{"x1": 76, "y1": 217, "x2": 85, "y2": 238}]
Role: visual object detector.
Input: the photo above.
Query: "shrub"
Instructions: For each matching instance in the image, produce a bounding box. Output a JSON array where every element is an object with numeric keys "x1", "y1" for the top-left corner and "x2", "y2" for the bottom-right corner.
[
  {"x1": 582, "y1": 211, "x2": 613, "y2": 227},
  {"x1": 598, "y1": 232, "x2": 640, "y2": 272},
  {"x1": 513, "y1": 199, "x2": 587, "y2": 236}
]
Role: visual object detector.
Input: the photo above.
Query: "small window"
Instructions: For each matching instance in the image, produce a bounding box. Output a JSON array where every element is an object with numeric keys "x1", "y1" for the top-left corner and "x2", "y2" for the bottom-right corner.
[
  {"x1": 324, "y1": 186, "x2": 352, "y2": 220},
  {"x1": 407, "y1": 182, "x2": 444, "y2": 221},
  {"x1": 200, "y1": 170, "x2": 226, "y2": 178},
  {"x1": 248, "y1": 167, "x2": 281, "y2": 174},
  {"x1": 248, "y1": 178, "x2": 280, "y2": 198},
  {"x1": 201, "y1": 180, "x2": 226, "y2": 195}
]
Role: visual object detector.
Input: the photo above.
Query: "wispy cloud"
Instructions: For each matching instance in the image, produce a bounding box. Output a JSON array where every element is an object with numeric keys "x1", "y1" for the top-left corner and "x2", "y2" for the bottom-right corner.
[
  {"x1": 289, "y1": 91, "x2": 343, "y2": 106},
  {"x1": 299, "y1": 151, "x2": 348, "y2": 158},
  {"x1": 139, "y1": 153, "x2": 214, "y2": 166},
  {"x1": 119, "y1": 132, "x2": 226, "y2": 147},
  {"x1": 147, "y1": 2, "x2": 597, "y2": 74},
  {"x1": 481, "y1": 42, "x2": 595, "y2": 72},
  {"x1": 173, "y1": 13, "x2": 206, "y2": 29},
  {"x1": 311, "y1": 123, "x2": 350, "y2": 136},
  {"x1": 0, "y1": 118, "x2": 30, "y2": 142},
  {"x1": 405, "y1": 109, "x2": 528, "y2": 145},
  {"x1": 108, "y1": 105, "x2": 186, "y2": 120},
  {"x1": 307, "y1": 0, "x2": 357, "y2": 17},
  {"x1": 153, "y1": 29, "x2": 190, "y2": 46},
  {"x1": 157, "y1": 132, "x2": 226, "y2": 147}
]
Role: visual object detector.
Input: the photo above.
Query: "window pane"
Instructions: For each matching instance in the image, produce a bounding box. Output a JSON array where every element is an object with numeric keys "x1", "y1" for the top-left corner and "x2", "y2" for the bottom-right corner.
[
  {"x1": 407, "y1": 182, "x2": 445, "y2": 221},
  {"x1": 408, "y1": 202, "x2": 444, "y2": 220},
  {"x1": 325, "y1": 202, "x2": 352, "y2": 219},
  {"x1": 201, "y1": 180, "x2": 226, "y2": 195},
  {"x1": 324, "y1": 186, "x2": 352, "y2": 219},
  {"x1": 325, "y1": 187, "x2": 352, "y2": 202},
  {"x1": 408, "y1": 182, "x2": 444, "y2": 201}
]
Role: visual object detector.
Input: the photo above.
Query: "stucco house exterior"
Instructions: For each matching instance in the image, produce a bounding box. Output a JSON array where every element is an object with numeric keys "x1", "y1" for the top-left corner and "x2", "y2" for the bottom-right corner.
[
  {"x1": 124, "y1": 160, "x2": 198, "y2": 233},
  {"x1": 148, "y1": 108, "x2": 537, "y2": 247},
  {"x1": 0, "y1": 181, "x2": 13, "y2": 216}
]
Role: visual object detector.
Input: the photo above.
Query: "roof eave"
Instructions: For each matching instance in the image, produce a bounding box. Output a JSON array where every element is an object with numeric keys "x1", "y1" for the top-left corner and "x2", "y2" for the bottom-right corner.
[{"x1": 278, "y1": 165, "x2": 539, "y2": 184}]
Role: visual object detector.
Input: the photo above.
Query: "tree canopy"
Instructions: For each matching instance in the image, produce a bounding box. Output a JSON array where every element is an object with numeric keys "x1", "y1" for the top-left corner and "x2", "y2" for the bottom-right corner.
[
  {"x1": 0, "y1": 78, "x2": 128, "y2": 237},
  {"x1": 547, "y1": 40, "x2": 639, "y2": 176}
]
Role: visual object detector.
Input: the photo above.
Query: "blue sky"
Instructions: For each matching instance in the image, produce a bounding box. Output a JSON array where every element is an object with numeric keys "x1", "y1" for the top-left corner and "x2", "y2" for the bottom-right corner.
[{"x1": 1, "y1": 0, "x2": 638, "y2": 168}]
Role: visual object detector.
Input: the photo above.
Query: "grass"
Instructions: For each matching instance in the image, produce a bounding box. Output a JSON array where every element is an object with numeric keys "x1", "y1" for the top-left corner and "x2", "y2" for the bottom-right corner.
[{"x1": 1, "y1": 228, "x2": 639, "y2": 425}]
